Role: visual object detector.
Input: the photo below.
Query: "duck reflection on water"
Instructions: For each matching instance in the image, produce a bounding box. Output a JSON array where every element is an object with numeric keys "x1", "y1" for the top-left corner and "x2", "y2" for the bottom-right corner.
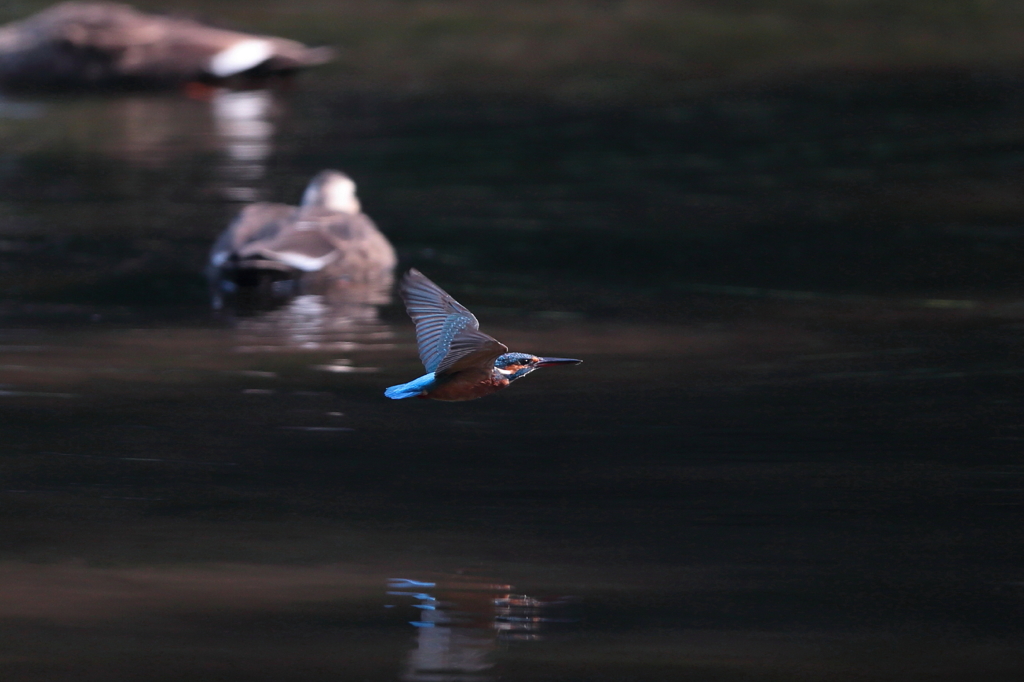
[
  {"x1": 388, "y1": 577, "x2": 578, "y2": 682},
  {"x1": 210, "y1": 88, "x2": 277, "y2": 202},
  {"x1": 230, "y1": 292, "x2": 394, "y2": 356},
  {"x1": 6, "y1": 84, "x2": 282, "y2": 204}
]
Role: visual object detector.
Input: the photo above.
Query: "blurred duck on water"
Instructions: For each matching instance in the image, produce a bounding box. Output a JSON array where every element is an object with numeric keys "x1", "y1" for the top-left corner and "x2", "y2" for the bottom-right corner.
[
  {"x1": 208, "y1": 170, "x2": 397, "y2": 305},
  {"x1": 0, "y1": 2, "x2": 333, "y2": 89},
  {"x1": 386, "y1": 269, "x2": 581, "y2": 402}
]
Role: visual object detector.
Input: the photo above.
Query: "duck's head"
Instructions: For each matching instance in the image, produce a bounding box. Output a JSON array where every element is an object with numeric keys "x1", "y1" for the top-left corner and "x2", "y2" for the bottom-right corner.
[
  {"x1": 301, "y1": 170, "x2": 361, "y2": 214},
  {"x1": 494, "y1": 352, "x2": 581, "y2": 382}
]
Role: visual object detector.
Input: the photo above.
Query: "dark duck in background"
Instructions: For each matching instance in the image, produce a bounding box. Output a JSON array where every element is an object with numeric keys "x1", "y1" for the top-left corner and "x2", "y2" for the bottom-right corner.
[{"x1": 0, "y1": 2, "x2": 333, "y2": 89}]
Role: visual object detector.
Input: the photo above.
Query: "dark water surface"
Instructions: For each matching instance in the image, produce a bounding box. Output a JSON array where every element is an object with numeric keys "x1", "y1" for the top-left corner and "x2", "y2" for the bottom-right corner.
[{"x1": 3, "y1": 75, "x2": 1024, "y2": 680}]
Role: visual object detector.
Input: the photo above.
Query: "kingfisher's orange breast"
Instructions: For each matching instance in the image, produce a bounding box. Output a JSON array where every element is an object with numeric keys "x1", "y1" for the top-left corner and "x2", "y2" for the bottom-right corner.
[{"x1": 424, "y1": 368, "x2": 509, "y2": 402}]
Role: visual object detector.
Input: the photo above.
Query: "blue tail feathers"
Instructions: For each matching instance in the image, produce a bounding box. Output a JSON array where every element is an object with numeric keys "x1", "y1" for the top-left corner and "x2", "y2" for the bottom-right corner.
[{"x1": 384, "y1": 373, "x2": 438, "y2": 400}]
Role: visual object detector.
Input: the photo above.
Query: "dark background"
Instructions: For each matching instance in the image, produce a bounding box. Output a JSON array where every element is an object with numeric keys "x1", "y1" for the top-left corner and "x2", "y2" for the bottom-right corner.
[{"x1": 2, "y1": 2, "x2": 1024, "y2": 680}]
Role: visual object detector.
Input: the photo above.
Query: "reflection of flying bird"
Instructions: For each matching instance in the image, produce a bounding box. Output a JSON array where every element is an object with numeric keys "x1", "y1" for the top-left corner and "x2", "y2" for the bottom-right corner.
[
  {"x1": 0, "y1": 2, "x2": 333, "y2": 89},
  {"x1": 386, "y1": 269, "x2": 580, "y2": 401},
  {"x1": 209, "y1": 170, "x2": 397, "y2": 285}
]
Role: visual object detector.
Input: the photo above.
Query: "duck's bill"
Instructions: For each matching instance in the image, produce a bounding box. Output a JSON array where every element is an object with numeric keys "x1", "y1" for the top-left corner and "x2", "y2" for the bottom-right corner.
[{"x1": 536, "y1": 357, "x2": 582, "y2": 367}]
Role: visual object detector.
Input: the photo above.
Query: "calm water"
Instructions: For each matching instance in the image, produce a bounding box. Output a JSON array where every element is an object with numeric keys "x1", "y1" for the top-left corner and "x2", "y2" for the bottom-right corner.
[{"x1": 2, "y1": 73, "x2": 1024, "y2": 680}]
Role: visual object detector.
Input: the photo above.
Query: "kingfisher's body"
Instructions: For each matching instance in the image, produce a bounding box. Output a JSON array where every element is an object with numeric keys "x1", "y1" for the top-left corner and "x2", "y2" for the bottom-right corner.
[
  {"x1": 385, "y1": 270, "x2": 580, "y2": 402},
  {"x1": 429, "y1": 368, "x2": 509, "y2": 401},
  {"x1": 403, "y1": 367, "x2": 509, "y2": 402}
]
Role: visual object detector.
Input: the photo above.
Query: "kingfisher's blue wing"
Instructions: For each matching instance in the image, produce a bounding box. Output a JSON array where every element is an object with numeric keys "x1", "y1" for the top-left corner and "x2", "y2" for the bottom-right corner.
[{"x1": 400, "y1": 269, "x2": 507, "y2": 375}]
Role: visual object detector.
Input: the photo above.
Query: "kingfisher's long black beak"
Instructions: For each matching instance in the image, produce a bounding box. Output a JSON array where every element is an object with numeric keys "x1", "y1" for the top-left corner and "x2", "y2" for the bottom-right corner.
[{"x1": 535, "y1": 357, "x2": 582, "y2": 367}]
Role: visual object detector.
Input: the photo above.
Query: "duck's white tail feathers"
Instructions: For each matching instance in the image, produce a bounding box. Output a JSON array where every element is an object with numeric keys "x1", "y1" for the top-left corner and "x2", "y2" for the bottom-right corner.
[
  {"x1": 209, "y1": 39, "x2": 275, "y2": 78},
  {"x1": 384, "y1": 373, "x2": 437, "y2": 400}
]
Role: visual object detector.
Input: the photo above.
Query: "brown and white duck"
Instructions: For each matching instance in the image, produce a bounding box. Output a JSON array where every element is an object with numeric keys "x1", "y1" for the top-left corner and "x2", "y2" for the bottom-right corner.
[
  {"x1": 0, "y1": 2, "x2": 333, "y2": 88},
  {"x1": 209, "y1": 170, "x2": 397, "y2": 289}
]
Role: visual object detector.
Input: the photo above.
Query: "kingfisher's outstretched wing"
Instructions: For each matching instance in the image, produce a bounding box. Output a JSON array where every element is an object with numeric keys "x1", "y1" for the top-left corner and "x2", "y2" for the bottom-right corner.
[{"x1": 400, "y1": 269, "x2": 507, "y2": 376}]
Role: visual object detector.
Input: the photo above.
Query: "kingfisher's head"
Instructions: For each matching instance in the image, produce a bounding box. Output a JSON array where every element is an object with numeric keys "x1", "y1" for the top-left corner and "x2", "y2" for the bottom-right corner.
[
  {"x1": 495, "y1": 352, "x2": 581, "y2": 382},
  {"x1": 301, "y1": 170, "x2": 361, "y2": 214}
]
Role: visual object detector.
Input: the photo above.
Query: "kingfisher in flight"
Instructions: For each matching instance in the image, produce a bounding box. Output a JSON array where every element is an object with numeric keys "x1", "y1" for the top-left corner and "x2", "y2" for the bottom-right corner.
[{"x1": 385, "y1": 269, "x2": 581, "y2": 401}]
